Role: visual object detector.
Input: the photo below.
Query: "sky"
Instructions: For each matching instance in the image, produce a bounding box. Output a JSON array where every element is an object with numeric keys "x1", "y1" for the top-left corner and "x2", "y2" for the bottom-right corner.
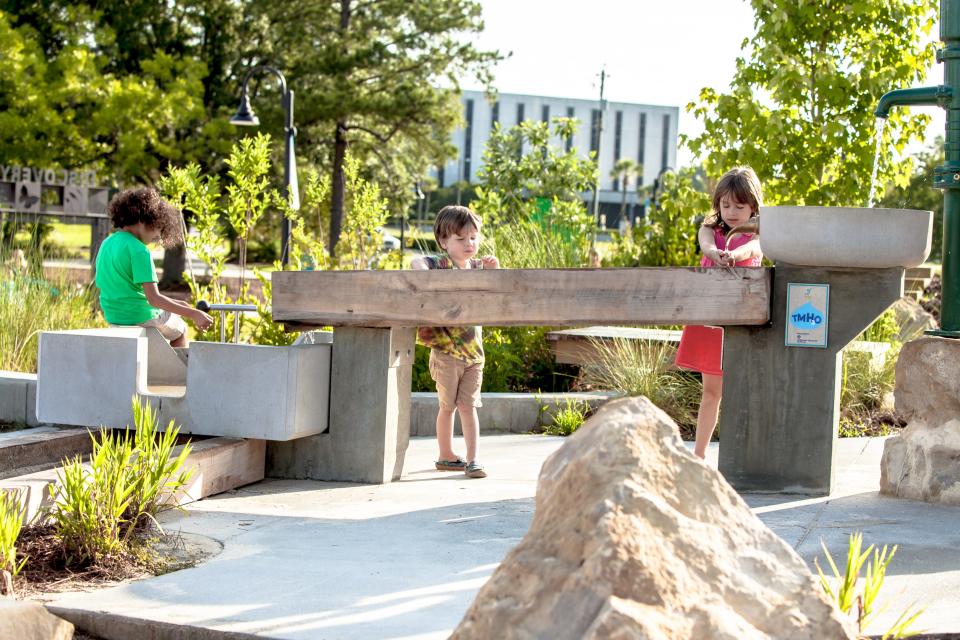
[{"x1": 464, "y1": 0, "x2": 944, "y2": 167}]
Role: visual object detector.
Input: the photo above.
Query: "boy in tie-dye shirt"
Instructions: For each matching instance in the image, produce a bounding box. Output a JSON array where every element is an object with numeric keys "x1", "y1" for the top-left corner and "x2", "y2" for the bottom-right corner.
[{"x1": 411, "y1": 206, "x2": 499, "y2": 478}]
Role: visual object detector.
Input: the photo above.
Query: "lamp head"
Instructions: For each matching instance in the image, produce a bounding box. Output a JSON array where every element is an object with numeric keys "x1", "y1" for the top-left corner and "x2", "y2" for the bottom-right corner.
[{"x1": 230, "y1": 92, "x2": 259, "y2": 126}]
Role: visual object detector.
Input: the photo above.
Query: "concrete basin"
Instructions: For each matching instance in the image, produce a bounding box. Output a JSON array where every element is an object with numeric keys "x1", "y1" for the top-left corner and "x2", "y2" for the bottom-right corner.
[{"x1": 759, "y1": 206, "x2": 933, "y2": 268}]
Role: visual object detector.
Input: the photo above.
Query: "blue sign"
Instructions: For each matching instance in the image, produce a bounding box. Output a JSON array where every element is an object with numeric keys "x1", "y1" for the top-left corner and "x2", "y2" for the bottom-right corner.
[{"x1": 786, "y1": 283, "x2": 830, "y2": 348}]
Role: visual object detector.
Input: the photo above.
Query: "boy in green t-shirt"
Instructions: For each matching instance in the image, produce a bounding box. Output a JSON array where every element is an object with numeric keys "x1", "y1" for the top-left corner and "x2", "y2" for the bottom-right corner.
[
  {"x1": 411, "y1": 205, "x2": 499, "y2": 479},
  {"x1": 95, "y1": 188, "x2": 213, "y2": 347}
]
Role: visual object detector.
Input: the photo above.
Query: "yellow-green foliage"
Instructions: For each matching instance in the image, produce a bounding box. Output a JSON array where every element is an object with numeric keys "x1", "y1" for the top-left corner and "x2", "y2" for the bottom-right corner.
[
  {"x1": 816, "y1": 532, "x2": 924, "y2": 639},
  {"x1": 542, "y1": 397, "x2": 591, "y2": 436},
  {"x1": 0, "y1": 491, "x2": 27, "y2": 577},
  {"x1": 0, "y1": 270, "x2": 105, "y2": 373},
  {"x1": 48, "y1": 396, "x2": 193, "y2": 565}
]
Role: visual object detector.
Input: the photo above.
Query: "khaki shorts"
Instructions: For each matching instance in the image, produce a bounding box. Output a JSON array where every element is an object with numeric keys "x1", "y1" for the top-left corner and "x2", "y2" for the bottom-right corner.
[
  {"x1": 140, "y1": 310, "x2": 187, "y2": 341},
  {"x1": 429, "y1": 350, "x2": 483, "y2": 411}
]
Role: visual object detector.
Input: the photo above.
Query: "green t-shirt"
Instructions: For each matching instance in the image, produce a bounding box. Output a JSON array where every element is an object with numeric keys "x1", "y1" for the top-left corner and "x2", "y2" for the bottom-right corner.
[{"x1": 94, "y1": 230, "x2": 160, "y2": 325}]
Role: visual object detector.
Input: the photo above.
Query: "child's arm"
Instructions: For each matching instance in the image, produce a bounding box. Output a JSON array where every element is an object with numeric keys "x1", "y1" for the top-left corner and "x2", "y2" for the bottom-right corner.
[
  {"x1": 726, "y1": 237, "x2": 762, "y2": 263},
  {"x1": 480, "y1": 255, "x2": 499, "y2": 269},
  {"x1": 410, "y1": 256, "x2": 429, "y2": 270},
  {"x1": 698, "y1": 225, "x2": 732, "y2": 266},
  {"x1": 142, "y1": 283, "x2": 214, "y2": 329}
]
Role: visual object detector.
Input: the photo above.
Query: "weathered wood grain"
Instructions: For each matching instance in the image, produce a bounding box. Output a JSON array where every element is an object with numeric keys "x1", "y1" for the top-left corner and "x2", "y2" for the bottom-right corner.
[{"x1": 272, "y1": 267, "x2": 772, "y2": 328}]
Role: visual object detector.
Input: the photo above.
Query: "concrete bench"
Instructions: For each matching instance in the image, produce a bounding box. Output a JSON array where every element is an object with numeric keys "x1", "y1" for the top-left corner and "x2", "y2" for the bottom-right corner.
[{"x1": 36, "y1": 328, "x2": 331, "y2": 441}]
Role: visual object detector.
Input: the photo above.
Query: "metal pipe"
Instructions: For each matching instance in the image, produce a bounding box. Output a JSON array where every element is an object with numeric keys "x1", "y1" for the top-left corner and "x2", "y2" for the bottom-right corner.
[
  {"x1": 874, "y1": 0, "x2": 960, "y2": 336},
  {"x1": 197, "y1": 301, "x2": 258, "y2": 344}
]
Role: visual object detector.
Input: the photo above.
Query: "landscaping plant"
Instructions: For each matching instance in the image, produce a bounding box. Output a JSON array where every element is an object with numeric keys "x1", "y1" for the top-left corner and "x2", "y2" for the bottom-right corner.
[
  {"x1": 542, "y1": 397, "x2": 591, "y2": 436},
  {"x1": 816, "y1": 532, "x2": 924, "y2": 639},
  {"x1": 579, "y1": 337, "x2": 701, "y2": 437},
  {"x1": 0, "y1": 269, "x2": 105, "y2": 373},
  {"x1": 0, "y1": 490, "x2": 27, "y2": 593},
  {"x1": 47, "y1": 396, "x2": 192, "y2": 566}
]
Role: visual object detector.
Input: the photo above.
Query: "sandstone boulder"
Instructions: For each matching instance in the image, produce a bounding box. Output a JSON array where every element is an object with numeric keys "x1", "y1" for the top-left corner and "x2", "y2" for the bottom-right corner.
[
  {"x1": 452, "y1": 397, "x2": 852, "y2": 640},
  {"x1": 890, "y1": 297, "x2": 937, "y2": 342},
  {"x1": 0, "y1": 598, "x2": 73, "y2": 640},
  {"x1": 881, "y1": 337, "x2": 960, "y2": 504}
]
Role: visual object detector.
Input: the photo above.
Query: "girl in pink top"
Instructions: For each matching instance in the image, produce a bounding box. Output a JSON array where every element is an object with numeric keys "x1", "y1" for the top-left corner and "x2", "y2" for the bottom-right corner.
[{"x1": 675, "y1": 167, "x2": 764, "y2": 459}]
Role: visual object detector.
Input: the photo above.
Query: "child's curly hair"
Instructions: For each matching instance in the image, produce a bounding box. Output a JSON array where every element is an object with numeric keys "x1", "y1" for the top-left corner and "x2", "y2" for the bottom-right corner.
[
  {"x1": 704, "y1": 166, "x2": 763, "y2": 232},
  {"x1": 107, "y1": 188, "x2": 184, "y2": 248}
]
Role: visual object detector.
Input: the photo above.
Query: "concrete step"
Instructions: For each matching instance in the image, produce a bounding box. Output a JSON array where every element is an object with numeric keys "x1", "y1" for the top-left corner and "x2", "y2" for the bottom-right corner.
[
  {"x1": 905, "y1": 277, "x2": 931, "y2": 292},
  {"x1": 0, "y1": 436, "x2": 265, "y2": 524},
  {"x1": 0, "y1": 426, "x2": 95, "y2": 480},
  {"x1": 906, "y1": 265, "x2": 940, "y2": 279}
]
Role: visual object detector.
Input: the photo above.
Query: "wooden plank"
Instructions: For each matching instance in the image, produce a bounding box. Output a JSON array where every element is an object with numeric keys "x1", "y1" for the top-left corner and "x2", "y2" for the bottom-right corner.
[{"x1": 273, "y1": 267, "x2": 772, "y2": 328}]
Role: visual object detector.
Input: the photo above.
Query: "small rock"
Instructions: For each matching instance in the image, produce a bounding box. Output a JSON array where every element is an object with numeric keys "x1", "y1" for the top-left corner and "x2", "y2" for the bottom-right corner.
[
  {"x1": 0, "y1": 598, "x2": 74, "y2": 640},
  {"x1": 451, "y1": 397, "x2": 853, "y2": 640}
]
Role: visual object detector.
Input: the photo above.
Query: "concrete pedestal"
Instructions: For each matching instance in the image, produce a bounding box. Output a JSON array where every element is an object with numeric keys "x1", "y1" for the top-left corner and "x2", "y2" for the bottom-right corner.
[
  {"x1": 719, "y1": 263, "x2": 904, "y2": 495},
  {"x1": 266, "y1": 327, "x2": 414, "y2": 483}
]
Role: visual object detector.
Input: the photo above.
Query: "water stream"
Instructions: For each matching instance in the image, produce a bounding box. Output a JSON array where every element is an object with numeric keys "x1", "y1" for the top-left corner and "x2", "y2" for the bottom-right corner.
[{"x1": 867, "y1": 117, "x2": 887, "y2": 208}]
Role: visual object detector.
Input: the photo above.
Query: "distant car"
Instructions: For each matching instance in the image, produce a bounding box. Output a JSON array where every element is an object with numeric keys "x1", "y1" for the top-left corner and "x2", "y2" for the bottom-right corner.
[{"x1": 378, "y1": 229, "x2": 401, "y2": 251}]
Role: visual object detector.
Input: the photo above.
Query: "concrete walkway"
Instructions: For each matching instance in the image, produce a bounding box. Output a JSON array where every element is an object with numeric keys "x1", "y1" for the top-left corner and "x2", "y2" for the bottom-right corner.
[{"x1": 44, "y1": 434, "x2": 960, "y2": 639}]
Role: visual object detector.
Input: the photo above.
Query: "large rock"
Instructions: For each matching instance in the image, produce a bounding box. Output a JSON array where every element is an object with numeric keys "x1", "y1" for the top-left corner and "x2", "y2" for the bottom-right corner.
[
  {"x1": 0, "y1": 598, "x2": 73, "y2": 639},
  {"x1": 880, "y1": 337, "x2": 960, "y2": 504},
  {"x1": 451, "y1": 397, "x2": 853, "y2": 640},
  {"x1": 890, "y1": 297, "x2": 938, "y2": 342}
]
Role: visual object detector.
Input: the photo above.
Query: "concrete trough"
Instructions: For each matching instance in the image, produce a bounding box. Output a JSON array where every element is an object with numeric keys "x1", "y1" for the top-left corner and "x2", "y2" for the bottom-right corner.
[{"x1": 759, "y1": 206, "x2": 933, "y2": 268}]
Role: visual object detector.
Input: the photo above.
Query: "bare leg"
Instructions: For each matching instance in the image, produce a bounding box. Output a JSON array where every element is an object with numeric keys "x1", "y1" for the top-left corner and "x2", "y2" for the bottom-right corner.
[
  {"x1": 694, "y1": 373, "x2": 723, "y2": 459},
  {"x1": 458, "y1": 404, "x2": 480, "y2": 462},
  {"x1": 436, "y1": 407, "x2": 458, "y2": 460},
  {"x1": 171, "y1": 334, "x2": 187, "y2": 348}
]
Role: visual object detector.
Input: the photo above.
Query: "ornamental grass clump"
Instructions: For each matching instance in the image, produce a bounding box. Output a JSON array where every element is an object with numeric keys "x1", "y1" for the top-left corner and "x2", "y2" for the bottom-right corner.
[
  {"x1": 542, "y1": 397, "x2": 591, "y2": 436},
  {"x1": 0, "y1": 490, "x2": 27, "y2": 592},
  {"x1": 816, "y1": 532, "x2": 924, "y2": 639},
  {"x1": 580, "y1": 337, "x2": 701, "y2": 437},
  {"x1": 47, "y1": 396, "x2": 193, "y2": 566}
]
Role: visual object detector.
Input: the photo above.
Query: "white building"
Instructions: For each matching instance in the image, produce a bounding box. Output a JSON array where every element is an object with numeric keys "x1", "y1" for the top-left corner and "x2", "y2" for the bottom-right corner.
[{"x1": 438, "y1": 89, "x2": 680, "y2": 223}]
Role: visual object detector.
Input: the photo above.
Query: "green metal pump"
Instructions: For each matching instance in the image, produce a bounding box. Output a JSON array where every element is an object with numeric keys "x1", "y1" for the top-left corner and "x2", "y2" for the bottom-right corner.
[{"x1": 876, "y1": 0, "x2": 960, "y2": 337}]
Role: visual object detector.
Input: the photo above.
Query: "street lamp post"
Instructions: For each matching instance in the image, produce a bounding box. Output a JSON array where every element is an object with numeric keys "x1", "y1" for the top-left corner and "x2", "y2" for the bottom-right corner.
[{"x1": 230, "y1": 66, "x2": 300, "y2": 265}]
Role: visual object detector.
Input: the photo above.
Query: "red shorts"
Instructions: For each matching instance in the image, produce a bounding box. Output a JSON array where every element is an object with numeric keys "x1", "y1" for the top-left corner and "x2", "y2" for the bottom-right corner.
[{"x1": 675, "y1": 325, "x2": 724, "y2": 376}]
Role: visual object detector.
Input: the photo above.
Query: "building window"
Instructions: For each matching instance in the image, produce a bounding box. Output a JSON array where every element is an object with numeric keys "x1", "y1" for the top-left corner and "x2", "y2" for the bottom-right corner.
[
  {"x1": 566, "y1": 106, "x2": 575, "y2": 152},
  {"x1": 590, "y1": 109, "x2": 601, "y2": 154},
  {"x1": 541, "y1": 104, "x2": 550, "y2": 123},
  {"x1": 613, "y1": 110, "x2": 623, "y2": 191},
  {"x1": 463, "y1": 99, "x2": 474, "y2": 183},
  {"x1": 517, "y1": 102, "x2": 525, "y2": 125},
  {"x1": 661, "y1": 114, "x2": 670, "y2": 171},
  {"x1": 491, "y1": 101, "x2": 499, "y2": 129},
  {"x1": 637, "y1": 113, "x2": 646, "y2": 186}
]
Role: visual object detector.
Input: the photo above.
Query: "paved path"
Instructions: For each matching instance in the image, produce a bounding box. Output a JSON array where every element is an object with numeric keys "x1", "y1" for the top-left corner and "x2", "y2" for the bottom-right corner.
[{"x1": 45, "y1": 435, "x2": 960, "y2": 639}]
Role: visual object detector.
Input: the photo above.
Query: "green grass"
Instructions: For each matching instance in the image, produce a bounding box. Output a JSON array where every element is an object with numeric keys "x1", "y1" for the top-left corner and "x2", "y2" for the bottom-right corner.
[{"x1": 0, "y1": 270, "x2": 106, "y2": 373}]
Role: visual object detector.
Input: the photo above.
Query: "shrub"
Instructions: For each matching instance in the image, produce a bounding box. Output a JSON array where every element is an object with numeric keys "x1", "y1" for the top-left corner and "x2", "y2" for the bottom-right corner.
[
  {"x1": 579, "y1": 337, "x2": 701, "y2": 437},
  {"x1": 0, "y1": 490, "x2": 27, "y2": 580},
  {"x1": 816, "y1": 532, "x2": 923, "y2": 639},
  {"x1": 47, "y1": 396, "x2": 192, "y2": 566},
  {"x1": 542, "y1": 397, "x2": 591, "y2": 436},
  {"x1": 0, "y1": 271, "x2": 105, "y2": 373}
]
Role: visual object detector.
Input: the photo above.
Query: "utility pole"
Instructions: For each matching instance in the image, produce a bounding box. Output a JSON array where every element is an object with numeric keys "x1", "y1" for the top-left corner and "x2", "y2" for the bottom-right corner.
[{"x1": 590, "y1": 66, "x2": 607, "y2": 250}]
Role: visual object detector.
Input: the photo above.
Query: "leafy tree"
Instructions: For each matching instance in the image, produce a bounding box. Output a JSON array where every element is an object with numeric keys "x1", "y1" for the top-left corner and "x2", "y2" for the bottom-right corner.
[
  {"x1": 471, "y1": 118, "x2": 598, "y2": 268},
  {"x1": 880, "y1": 138, "x2": 944, "y2": 261},
  {"x1": 247, "y1": 0, "x2": 500, "y2": 255},
  {"x1": 685, "y1": 0, "x2": 938, "y2": 206},
  {"x1": 611, "y1": 158, "x2": 640, "y2": 221},
  {"x1": 605, "y1": 168, "x2": 707, "y2": 268}
]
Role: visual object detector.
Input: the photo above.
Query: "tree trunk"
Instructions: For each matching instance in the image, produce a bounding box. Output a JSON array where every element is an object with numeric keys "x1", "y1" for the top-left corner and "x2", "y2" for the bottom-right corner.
[
  {"x1": 159, "y1": 245, "x2": 187, "y2": 289},
  {"x1": 328, "y1": 0, "x2": 352, "y2": 258},
  {"x1": 330, "y1": 121, "x2": 348, "y2": 257}
]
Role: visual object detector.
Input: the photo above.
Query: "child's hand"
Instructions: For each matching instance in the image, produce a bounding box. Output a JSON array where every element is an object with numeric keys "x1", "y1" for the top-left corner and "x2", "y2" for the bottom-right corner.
[
  {"x1": 711, "y1": 249, "x2": 734, "y2": 266},
  {"x1": 481, "y1": 255, "x2": 500, "y2": 269},
  {"x1": 190, "y1": 309, "x2": 214, "y2": 331}
]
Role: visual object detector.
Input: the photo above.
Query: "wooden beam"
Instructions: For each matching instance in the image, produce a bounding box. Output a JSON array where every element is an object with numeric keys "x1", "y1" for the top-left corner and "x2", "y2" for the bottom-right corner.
[{"x1": 272, "y1": 267, "x2": 772, "y2": 328}]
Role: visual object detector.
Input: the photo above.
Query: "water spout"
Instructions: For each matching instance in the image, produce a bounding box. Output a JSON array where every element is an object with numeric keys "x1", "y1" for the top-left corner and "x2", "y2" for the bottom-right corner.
[{"x1": 874, "y1": 86, "x2": 953, "y2": 118}]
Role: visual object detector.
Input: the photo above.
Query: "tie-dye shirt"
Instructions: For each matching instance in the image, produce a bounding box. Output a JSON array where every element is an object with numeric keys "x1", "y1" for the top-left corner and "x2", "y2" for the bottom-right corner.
[{"x1": 416, "y1": 255, "x2": 485, "y2": 364}]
